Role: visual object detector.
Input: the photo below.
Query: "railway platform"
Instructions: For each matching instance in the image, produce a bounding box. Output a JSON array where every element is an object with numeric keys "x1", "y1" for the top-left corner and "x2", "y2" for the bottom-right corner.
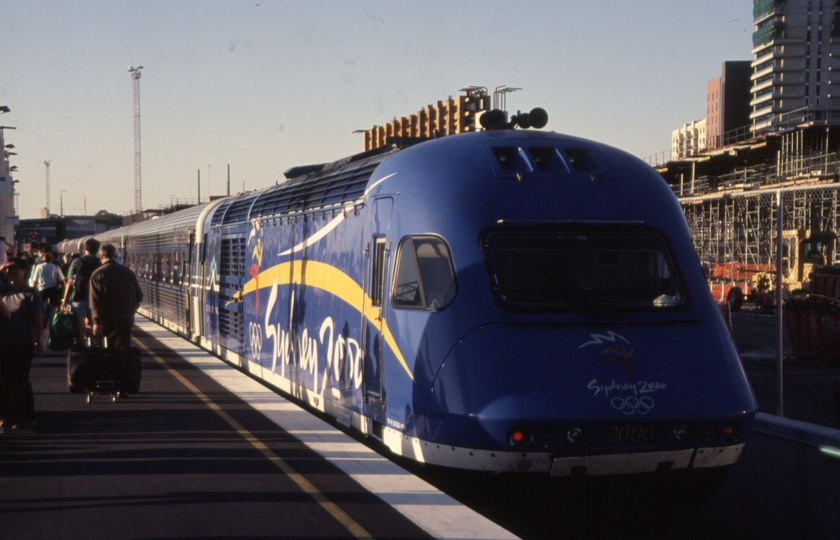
[{"x1": 0, "y1": 319, "x2": 516, "y2": 540}]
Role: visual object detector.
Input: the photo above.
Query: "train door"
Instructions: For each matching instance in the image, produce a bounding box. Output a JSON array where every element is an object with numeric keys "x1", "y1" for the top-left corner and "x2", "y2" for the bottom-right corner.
[
  {"x1": 193, "y1": 231, "x2": 215, "y2": 347},
  {"x1": 183, "y1": 231, "x2": 195, "y2": 335},
  {"x1": 362, "y1": 197, "x2": 393, "y2": 426},
  {"x1": 204, "y1": 228, "x2": 223, "y2": 349}
]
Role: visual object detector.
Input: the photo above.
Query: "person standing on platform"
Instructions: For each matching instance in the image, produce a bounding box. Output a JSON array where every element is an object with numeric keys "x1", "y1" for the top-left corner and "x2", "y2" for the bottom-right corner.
[
  {"x1": 29, "y1": 252, "x2": 66, "y2": 307},
  {"x1": 0, "y1": 236, "x2": 14, "y2": 287},
  {"x1": 61, "y1": 238, "x2": 101, "y2": 344},
  {"x1": 89, "y1": 243, "x2": 143, "y2": 348},
  {"x1": 0, "y1": 294, "x2": 11, "y2": 425},
  {"x1": 0, "y1": 236, "x2": 14, "y2": 265},
  {"x1": 0, "y1": 258, "x2": 44, "y2": 430}
]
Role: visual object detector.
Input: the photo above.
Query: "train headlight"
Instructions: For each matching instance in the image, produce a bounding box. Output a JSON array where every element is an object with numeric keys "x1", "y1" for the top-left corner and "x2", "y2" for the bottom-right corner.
[
  {"x1": 672, "y1": 423, "x2": 691, "y2": 443},
  {"x1": 566, "y1": 426, "x2": 585, "y2": 446},
  {"x1": 539, "y1": 427, "x2": 557, "y2": 446}
]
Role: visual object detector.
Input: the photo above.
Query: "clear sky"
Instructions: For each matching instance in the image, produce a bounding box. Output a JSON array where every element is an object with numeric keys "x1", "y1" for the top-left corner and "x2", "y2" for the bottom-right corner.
[{"x1": 1, "y1": 0, "x2": 755, "y2": 219}]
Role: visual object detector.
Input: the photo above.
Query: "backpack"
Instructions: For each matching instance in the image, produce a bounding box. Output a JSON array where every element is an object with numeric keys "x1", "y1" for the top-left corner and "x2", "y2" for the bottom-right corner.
[{"x1": 73, "y1": 255, "x2": 102, "y2": 299}]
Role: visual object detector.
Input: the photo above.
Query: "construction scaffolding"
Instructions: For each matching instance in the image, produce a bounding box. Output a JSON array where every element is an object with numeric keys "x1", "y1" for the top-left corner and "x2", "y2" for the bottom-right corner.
[
  {"x1": 665, "y1": 123, "x2": 840, "y2": 285},
  {"x1": 680, "y1": 160, "x2": 840, "y2": 303}
]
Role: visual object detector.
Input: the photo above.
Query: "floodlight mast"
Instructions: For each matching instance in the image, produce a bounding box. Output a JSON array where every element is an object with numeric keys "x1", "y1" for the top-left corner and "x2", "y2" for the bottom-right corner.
[
  {"x1": 129, "y1": 66, "x2": 143, "y2": 213},
  {"x1": 44, "y1": 160, "x2": 50, "y2": 215}
]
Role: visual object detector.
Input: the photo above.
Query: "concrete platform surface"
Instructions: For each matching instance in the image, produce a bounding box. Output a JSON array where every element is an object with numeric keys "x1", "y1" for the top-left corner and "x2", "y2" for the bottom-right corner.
[{"x1": 0, "y1": 319, "x2": 517, "y2": 540}]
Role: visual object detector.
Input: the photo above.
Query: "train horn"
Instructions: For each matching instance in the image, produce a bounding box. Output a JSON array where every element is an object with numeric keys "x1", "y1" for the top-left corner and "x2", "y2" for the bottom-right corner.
[
  {"x1": 480, "y1": 108, "x2": 508, "y2": 129},
  {"x1": 529, "y1": 107, "x2": 548, "y2": 129},
  {"x1": 515, "y1": 112, "x2": 532, "y2": 129}
]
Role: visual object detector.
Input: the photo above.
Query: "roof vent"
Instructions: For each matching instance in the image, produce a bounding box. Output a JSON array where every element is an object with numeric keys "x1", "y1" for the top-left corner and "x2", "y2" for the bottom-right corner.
[
  {"x1": 491, "y1": 147, "x2": 532, "y2": 173},
  {"x1": 528, "y1": 147, "x2": 569, "y2": 173},
  {"x1": 563, "y1": 148, "x2": 602, "y2": 174}
]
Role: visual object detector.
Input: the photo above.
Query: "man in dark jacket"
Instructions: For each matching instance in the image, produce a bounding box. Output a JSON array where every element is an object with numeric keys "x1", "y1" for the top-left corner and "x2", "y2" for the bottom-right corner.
[
  {"x1": 89, "y1": 243, "x2": 143, "y2": 348},
  {"x1": 0, "y1": 257, "x2": 44, "y2": 429}
]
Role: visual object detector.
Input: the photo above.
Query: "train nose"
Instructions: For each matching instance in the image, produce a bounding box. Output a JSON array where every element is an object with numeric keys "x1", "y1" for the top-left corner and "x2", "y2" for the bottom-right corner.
[{"x1": 422, "y1": 322, "x2": 756, "y2": 451}]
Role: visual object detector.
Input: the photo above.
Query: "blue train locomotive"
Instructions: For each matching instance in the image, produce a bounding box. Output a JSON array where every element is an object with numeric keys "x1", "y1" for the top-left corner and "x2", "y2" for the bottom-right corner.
[{"x1": 58, "y1": 127, "x2": 757, "y2": 477}]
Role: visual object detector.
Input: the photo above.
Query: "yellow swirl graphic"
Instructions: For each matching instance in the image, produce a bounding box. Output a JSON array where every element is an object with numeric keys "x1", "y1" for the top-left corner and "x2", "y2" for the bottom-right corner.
[{"x1": 236, "y1": 260, "x2": 414, "y2": 381}]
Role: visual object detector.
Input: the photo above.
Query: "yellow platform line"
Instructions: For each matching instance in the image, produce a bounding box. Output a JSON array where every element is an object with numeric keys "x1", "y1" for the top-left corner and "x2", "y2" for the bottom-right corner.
[{"x1": 136, "y1": 340, "x2": 374, "y2": 540}]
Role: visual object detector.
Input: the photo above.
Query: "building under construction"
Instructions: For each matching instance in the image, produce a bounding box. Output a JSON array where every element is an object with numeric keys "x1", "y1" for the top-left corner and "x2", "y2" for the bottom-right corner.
[
  {"x1": 657, "y1": 112, "x2": 840, "y2": 303},
  {"x1": 359, "y1": 86, "x2": 504, "y2": 152}
]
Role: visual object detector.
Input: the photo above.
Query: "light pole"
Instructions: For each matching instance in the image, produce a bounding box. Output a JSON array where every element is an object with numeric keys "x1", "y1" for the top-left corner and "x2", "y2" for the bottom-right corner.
[
  {"x1": 12, "y1": 180, "x2": 19, "y2": 217},
  {"x1": 128, "y1": 66, "x2": 143, "y2": 213},
  {"x1": 0, "y1": 106, "x2": 16, "y2": 241},
  {"x1": 60, "y1": 190, "x2": 66, "y2": 217}
]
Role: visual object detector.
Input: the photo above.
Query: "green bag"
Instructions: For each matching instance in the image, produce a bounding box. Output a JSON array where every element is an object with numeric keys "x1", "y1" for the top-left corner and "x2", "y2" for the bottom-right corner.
[{"x1": 47, "y1": 310, "x2": 77, "y2": 351}]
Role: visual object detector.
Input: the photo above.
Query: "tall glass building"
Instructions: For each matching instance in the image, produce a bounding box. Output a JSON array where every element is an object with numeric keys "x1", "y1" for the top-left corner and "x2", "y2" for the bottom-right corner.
[{"x1": 751, "y1": 0, "x2": 840, "y2": 133}]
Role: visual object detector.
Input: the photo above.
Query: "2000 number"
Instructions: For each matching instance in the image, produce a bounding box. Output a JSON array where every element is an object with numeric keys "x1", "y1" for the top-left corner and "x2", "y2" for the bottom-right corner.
[{"x1": 604, "y1": 425, "x2": 656, "y2": 444}]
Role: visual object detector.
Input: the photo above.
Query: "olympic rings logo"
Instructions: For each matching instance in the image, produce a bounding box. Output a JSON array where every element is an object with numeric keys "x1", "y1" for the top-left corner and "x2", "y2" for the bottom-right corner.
[
  {"x1": 249, "y1": 322, "x2": 263, "y2": 360},
  {"x1": 610, "y1": 396, "x2": 654, "y2": 415}
]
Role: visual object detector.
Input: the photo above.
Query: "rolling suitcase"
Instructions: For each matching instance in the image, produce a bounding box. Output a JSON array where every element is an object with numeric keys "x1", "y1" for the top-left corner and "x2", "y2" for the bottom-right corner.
[{"x1": 67, "y1": 342, "x2": 142, "y2": 402}]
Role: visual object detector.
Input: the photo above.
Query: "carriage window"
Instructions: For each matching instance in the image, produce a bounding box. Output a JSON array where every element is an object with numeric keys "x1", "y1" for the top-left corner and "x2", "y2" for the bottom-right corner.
[
  {"x1": 162, "y1": 254, "x2": 172, "y2": 283},
  {"x1": 482, "y1": 228, "x2": 686, "y2": 312},
  {"x1": 393, "y1": 236, "x2": 457, "y2": 310},
  {"x1": 173, "y1": 253, "x2": 181, "y2": 286}
]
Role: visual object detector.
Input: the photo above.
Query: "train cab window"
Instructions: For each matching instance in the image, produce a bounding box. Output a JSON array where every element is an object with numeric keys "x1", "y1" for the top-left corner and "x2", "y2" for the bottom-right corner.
[
  {"x1": 393, "y1": 236, "x2": 457, "y2": 310},
  {"x1": 482, "y1": 228, "x2": 686, "y2": 312}
]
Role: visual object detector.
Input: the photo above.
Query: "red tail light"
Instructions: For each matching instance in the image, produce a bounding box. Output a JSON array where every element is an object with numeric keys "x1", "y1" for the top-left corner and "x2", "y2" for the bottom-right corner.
[
  {"x1": 723, "y1": 423, "x2": 739, "y2": 439},
  {"x1": 508, "y1": 427, "x2": 530, "y2": 446}
]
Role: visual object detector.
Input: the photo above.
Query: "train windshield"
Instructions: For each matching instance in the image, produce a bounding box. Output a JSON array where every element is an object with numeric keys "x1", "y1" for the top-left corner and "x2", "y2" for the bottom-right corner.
[{"x1": 482, "y1": 229, "x2": 686, "y2": 312}]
